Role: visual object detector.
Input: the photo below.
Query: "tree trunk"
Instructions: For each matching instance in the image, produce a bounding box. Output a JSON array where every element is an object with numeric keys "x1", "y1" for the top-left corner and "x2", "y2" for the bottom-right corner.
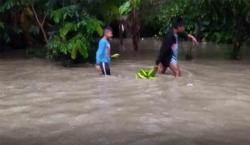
[
  {"x1": 131, "y1": 9, "x2": 140, "y2": 51},
  {"x1": 231, "y1": 41, "x2": 241, "y2": 60},
  {"x1": 185, "y1": 45, "x2": 193, "y2": 61},
  {"x1": 231, "y1": 13, "x2": 247, "y2": 60},
  {"x1": 119, "y1": 20, "x2": 126, "y2": 50},
  {"x1": 20, "y1": 10, "x2": 33, "y2": 47}
]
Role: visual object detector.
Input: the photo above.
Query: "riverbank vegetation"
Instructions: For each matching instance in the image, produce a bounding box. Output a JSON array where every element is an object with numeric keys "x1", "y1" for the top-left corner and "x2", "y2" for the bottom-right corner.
[{"x1": 0, "y1": 0, "x2": 249, "y2": 61}]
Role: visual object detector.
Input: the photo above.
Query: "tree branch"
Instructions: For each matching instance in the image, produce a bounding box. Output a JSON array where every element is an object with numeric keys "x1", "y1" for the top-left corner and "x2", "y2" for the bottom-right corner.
[
  {"x1": 31, "y1": 4, "x2": 49, "y2": 45},
  {"x1": 41, "y1": 13, "x2": 48, "y2": 26}
]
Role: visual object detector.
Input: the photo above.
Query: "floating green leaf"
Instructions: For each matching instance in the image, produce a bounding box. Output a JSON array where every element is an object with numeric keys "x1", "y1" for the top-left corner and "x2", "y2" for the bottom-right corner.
[
  {"x1": 111, "y1": 53, "x2": 120, "y2": 59},
  {"x1": 136, "y1": 68, "x2": 156, "y2": 80}
]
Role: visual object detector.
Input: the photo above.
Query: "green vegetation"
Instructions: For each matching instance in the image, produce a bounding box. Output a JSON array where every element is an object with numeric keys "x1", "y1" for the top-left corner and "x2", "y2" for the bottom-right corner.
[
  {"x1": 154, "y1": 0, "x2": 250, "y2": 59},
  {"x1": 136, "y1": 68, "x2": 156, "y2": 80},
  {"x1": 48, "y1": 5, "x2": 103, "y2": 60},
  {"x1": 0, "y1": 0, "x2": 249, "y2": 61}
]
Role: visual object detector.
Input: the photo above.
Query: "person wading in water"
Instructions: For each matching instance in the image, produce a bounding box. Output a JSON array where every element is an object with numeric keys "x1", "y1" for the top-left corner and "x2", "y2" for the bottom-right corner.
[{"x1": 155, "y1": 17, "x2": 198, "y2": 77}]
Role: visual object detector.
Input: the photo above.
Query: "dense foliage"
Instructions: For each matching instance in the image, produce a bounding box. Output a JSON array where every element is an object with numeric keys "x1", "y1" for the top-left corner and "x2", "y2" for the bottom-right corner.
[
  {"x1": 154, "y1": 0, "x2": 250, "y2": 59},
  {"x1": 48, "y1": 4, "x2": 103, "y2": 60},
  {"x1": 0, "y1": 0, "x2": 104, "y2": 60},
  {"x1": 0, "y1": 0, "x2": 249, "y2": 60}
]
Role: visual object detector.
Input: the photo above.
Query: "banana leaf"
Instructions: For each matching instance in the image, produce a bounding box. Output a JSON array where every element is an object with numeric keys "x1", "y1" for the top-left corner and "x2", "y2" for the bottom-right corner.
[{"x1": 136, "y1": 68, "x2": 156, "y2": 80}]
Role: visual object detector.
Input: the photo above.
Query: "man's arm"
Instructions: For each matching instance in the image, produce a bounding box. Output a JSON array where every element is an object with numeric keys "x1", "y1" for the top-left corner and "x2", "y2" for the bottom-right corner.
[
  {"x1": 178, "y1": 32, "x2": 198, "y2": 45},
  {"x1": 187, "y1": 34, "x2": 198, "y2": 45}
]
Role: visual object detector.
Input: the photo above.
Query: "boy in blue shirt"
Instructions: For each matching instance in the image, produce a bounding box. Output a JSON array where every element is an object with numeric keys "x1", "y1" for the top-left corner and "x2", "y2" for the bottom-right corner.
[{"x1": 96, "y1": 27, "x2": 113, "y2": 75}]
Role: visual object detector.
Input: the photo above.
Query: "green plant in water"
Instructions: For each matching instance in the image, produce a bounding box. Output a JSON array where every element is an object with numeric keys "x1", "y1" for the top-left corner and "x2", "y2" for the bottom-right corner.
[{"x1": 136, "y1": 68, "x2": 156, "y2": 80}]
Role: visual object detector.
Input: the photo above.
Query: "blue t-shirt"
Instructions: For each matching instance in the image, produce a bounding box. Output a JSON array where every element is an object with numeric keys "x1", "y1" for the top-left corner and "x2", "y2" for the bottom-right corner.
[{"x1": 96, "y1": 38, "x2": 111, "y2": 64}]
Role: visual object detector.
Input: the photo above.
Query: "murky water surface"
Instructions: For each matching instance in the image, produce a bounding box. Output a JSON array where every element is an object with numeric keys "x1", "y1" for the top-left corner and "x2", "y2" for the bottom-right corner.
[{"x1": 1, "y1": 41, "x2": 250, "y2": 145}]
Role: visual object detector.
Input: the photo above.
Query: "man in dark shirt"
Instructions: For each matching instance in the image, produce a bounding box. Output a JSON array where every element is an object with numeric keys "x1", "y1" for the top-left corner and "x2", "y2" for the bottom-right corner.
[{"x1": 155, "y1": 17, "x2": 198, "y2": 77}]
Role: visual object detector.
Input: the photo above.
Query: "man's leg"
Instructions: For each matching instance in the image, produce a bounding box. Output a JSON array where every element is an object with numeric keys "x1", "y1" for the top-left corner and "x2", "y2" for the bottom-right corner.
[
  {"x1": 177, "y1": 64, "x2": 181, "y2": 76},
  {"x1": 156, "y1": 63, "x2": 167, "y2": 74},
  {"x1": 169, "y1": 63, "x2": 181, "y2": 77}
]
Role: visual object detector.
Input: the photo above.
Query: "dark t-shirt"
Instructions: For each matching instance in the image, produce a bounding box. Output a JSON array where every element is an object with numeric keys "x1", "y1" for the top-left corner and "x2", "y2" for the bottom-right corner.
[{"x1": 156, "y1": 28, "x2": 188, "y2": 67}]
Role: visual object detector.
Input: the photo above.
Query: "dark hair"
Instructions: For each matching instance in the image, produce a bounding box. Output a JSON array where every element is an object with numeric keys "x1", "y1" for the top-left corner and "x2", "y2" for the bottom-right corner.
[
  {"x1": 172, "y1": 16, "x2": 184, "y2": 28},
  {"x1": 104, "y1": 26, "x2": 113, "y2": 32}
]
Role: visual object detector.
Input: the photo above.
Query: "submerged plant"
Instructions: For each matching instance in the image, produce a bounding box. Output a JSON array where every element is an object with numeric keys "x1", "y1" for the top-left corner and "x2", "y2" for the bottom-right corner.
[{"x1": 136, "y1": 68, "x2": 156, "y2": 80}]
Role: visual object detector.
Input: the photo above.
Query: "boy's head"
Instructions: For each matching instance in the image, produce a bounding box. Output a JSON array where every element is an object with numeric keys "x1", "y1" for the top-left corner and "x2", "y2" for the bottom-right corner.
[
  {"x1": 104, "y1": 26, "x2": 113, "y2": 39},
  {"x1": 172, "y1": 16, "x2": 185, "y2": 33}
]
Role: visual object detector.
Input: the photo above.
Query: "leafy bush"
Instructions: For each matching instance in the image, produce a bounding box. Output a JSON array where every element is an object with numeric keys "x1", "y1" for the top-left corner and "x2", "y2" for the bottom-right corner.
[
  {"x1": 47, "y1": 5, "x2": 103, "y2": 60},
  {"x1": 154, "y1": 0, "x2": 250, "y2": 59}
]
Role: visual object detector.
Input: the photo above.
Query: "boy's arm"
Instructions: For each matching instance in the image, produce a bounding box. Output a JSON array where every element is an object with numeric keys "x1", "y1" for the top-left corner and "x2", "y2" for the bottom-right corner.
[
  {"x1": 96, "y1": 40, "x2": 106, "y2": 74},
  {"x1": 96, "y1": 40, "x2": 106, "y2": 65}
]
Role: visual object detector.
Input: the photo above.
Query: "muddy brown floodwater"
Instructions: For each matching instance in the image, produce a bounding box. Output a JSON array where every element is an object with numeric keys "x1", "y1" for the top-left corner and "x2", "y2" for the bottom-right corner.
[{"x1": 0, "y1": 40, "x2": 250, "y2": 145}]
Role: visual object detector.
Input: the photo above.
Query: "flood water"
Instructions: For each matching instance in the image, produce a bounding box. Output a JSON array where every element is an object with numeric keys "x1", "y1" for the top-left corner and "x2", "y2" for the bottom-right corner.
[{"x1": 1, "y1": 39, "x2": 250, "y2": 145}]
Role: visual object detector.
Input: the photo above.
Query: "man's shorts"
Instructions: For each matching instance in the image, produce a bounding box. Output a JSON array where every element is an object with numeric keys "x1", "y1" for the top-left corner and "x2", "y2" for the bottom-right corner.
[
  {"x1": 99, "y1": 62, "x2": 111, "y2": 75},
  {"x1": 156, "y1": 58, "x2": 170, "y2": 68},
  {"x1": 170, "y1": 57, "x2": 178, "y2": 65}
]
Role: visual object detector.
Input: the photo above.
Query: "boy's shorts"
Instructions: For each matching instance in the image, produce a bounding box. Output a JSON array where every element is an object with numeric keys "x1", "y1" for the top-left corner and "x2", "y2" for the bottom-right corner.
[{"x1": 99, "y1": 62, "x2": 111, "y2": 75}]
